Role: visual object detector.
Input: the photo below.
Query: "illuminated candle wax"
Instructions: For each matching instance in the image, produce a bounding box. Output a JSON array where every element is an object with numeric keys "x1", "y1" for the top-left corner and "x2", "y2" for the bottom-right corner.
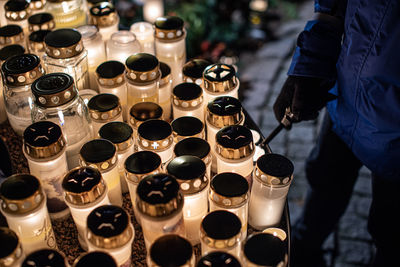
[
  {"x1": 148, "y1": 235, "x2": 195, "y2": 267},
  {"x1": 22, "y1": 249, "x2": 68, "y2": 267},
  {"x1": 2, "y1": 54, "x2": 44, "y2": 136},
  {"x1": 43, "y1": 29, "x2": 90, "y2": 91},
  {"x1": 99, "y1": 121, "x2": 134, "y2": 193},
  {"x1": 215, "y1": 125, "x2": 255, "y2": 186},
  {"x1": 106, "y1": 31, "x2": 140, "y2": 63},
  {"x1": 263, "y1": 227, "x2": 287, "y2": 241},
  {"x1": 28, "y1": 30, "x2": 51, "y2": 58},
  {"x1": 4, "y1": 0, "x2": 30, "y2": 34},
  {"x1": 158, "y1": 62, "x2": 172, "y2": 121},
  {"x1": 96, "y1": 61, "x2": 128, "y2": 121},
  {"x1": 130, "y1": 21, "x2": 155, "y2": 55},
  {"x1": 62, "y1": 166, "x2": 110, "y2": 250},
  {"x1": 88, "y1": 94, "x2": 123, "y2": 135},
  {"x1": 182, "y1": 58, "x2": 212, "y2": 87},
  {"x1": 89, "y1": 2, "x2": 119, "y2": 41},
  {"x1": 242, "y1": 233, "x2": 288, "y2": 267},
  {"x1": 137, "y1": 119, "x2": 174, "y2": 166},
  {"x1": 45, "y1": 0, "x2": 87, "y2": 28},
  {"x1": 143, "y1": 0, "x2": 163, "y2": 23},
  {"x1": 31, "y1": 73, "x2": 93, "y2": 169},
  {"x1": 73, "y1": 251, "x2": 117, "y2": 267},
  {"x1": 248, "y1": 153, "x2": 293, "y2": 230},
  {"x1": 209, "y1": 173, "x2": 249, "y2": 241},
  {"x1": 171, "y1": 116, "x2": 205, "y2": 144},
  {"x1": 167, "y1": 156, "x2": 208, "y2": 245},
  {"x1": 200, "y1": 210, "x2": 242, "y2": 258},
  {"x1": 196, "y1": 251, "x2": 241, "y2": 267},
  {"x1": 154, "y1": 16, "x2": 186, "y2": 87},
  {"x1": 80, "y1": 139, "x2": 123, "y2": 206},
  {"x1": 86, "y1": 205, "x2": 135, "y2": 267},
  {"x1": 28, "y1": 0, "x2": 46, "y2": 15},
  {"x1": 0, "y1": 174, "x2": 57, "y2": 254},
  {"x1": 23, "y1": 121, "x2": 69, "y2": 219},
  {"x1": 172, "y1": 83, "x2": 204, "y2": 121},
  {"x1": 136, "y1": 173, "x2": 185, "y2": 250},
  {"x1": 0, "y1": 25, "x2": 25, "y2": 49},
  {"x1": 28, "y1": 13, "x2": 55, "y2": 32},
  {"x1": 0, "y1": 227, "x2": 24, "y2": 267}
]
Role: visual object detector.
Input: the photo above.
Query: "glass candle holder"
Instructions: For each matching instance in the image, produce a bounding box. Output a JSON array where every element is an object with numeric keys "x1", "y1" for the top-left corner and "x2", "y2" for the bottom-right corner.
[
  {"x1": 0, "y1": 227, "x2": 24, "y2": 267},
  {"x1": 136, "y1": 173, "x2": 185, "y2": 250},
  {"x1": 182, "y1": 59, "x2": 211, "y2": 87},
  {"x1": 23, "y1": 121, "x2": 69, "y2": 219},
  {"x1": 124, "y1": 151, "x2": 162, "y2": 223},
  {"x1": 62, "y1": 166, "x2": 110, "y2": 251},
  {"x1": 143, "y1": 0, "x2": 163, "y2": 23},
  {"x1": 154, "y1": 16, "x2": 186, "y2": 87},
  {"x1": 89, "y1": 2, "x2": 119, "y2": 41},
  {"x1": 28, "y1": 0, "x2": 46, "y2": 15},
  {"x1": 200, "y1": 210, "x2": 242, "y2": 258},
  {"x1": 171, "y1": 116, "x2": 204, "y2": 143},
  {"x1": 4, "y1": 0, "x2": 30, "y2": 34},
  {"x1": 172, "y1": 83, "x2": 204, "y2": 121},
  {"x1": 158, "y1": 62, "x2": 172, "y2": 121},
  {"x1": 45, "y1": 0, "x2": 86, "y2": 28},
  {"x1": 0, "y1": 0, "x2": 7, "y2": 26},
  {"x1": 209, "y1": 172, "x2": 249, "y2": 241},
  {"x1": 88, "y1": 93, "x2": 123, "y2": 135},
  {"x1": 80, "y1": 139, "x2": 123, "y2": 206},
  {"x1": 79, "y1": 89, "x2": 97, "y2": 106},
  {"x1": 77, "y1": 25, "x2": 106, "y2": 92},
  {"x1": 248, "y1": 153, "x2": 293, "y2": 230},
  {"x1": 215, "y1": 125, "x2": 255, "y2": 185},
  {"x1": 130, "y1": 21, "x2": 154, "y2": 55},
  {"x1": 2, "y1": 53, "x2": 44, "y2": 136},
  {"x1": 0, "y1": 174, "x2": 57, "y2": 254},
  {"x1": 0, "y1": 24, "x2": 25, "y2": 48},
  {"x1": 27, "y1": 13, "x2": 55, "y2": 32},
  {"x1": 196, "y1": 251, "x2": 241, "y2": 267},
  {"x1": 99, "y1": 121, "x2": 134, "y2": 193},
  {"x1": 86, "y1": 205, "x2": 135, "y2": 267},
  {"x1": 43, "y1": 28, "x2": 90, "y2": 91},
  {"x1": 31, "y1": 73, "x2": 93, "y2": 169},
  {"x1": 73, "y1": 251, "x2": 117, "y2": 267},
  {"x1": 106, "y1": 30, "x2": 140, "y2": 63},
  {"x1": 96, "y1": 60, "x2": 128, "y2": 121},
  {"x1": 125, "y1": 53, "x2": 160, "y2": 108},
  {"x1": 167, "y1": 155, "x2": 208, "y2": 245},
  {"x1": 137, "y1": 119, "x2": 173, "y2": 166},
  {"x1": 174, "y1": 137, "x2": 211, "y2": 180},
  {"x1": 242, "y1": 232, "x2": 288, "y2": 267},
  {"x1": 28, "y1": 30, "x2": 51, "y2": 58},
  {"x1": 22, "y1": 249, "x2": 68, "y2": 267},
  {"x1": 148, "y1": 234, "x2": 195, "y2": 267}
]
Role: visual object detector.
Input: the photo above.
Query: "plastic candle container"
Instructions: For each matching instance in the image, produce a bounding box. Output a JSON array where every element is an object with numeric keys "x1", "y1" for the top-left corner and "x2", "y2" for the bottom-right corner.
[
  {"x1": 248, "y1": 153, "x2": 293, "y2": 230},
  {"x1": 196, "y1": 251, "x2": 241, "y2": 267},
  {"x1": 172, "y1": 83, "x2": 204, "y2": 121},
  {"x1": 106, "y1": 31, "x2": 140, "y2": 63},
  {"x1": 171, "y1": 116, "x2": 205, "y2": 143},
  {"x1": 158, "y1": 62, "x2": 172, "y2": 121},
  {"x1": 0, "y1": 24, "x2": 25, "y2": 48},
  {"x1": 22, "y1": 249, "x2": 68, "y2": 267},
  {"x1": 0, "y1": 227, "x2": 24, "y2": 267},
  {"x1": 73, "y1": 251, "x2": 117, "y2": 267},
  {"x1": 45, "y1": 0, "x2": 86, "y2": 28},
  {"x1": 130, "y1": 21, "x2": 155, "y2": 55},
  {"x1": 27, "y1": 13, "x2": 55, "y2": 32},
  {"x1": 4, "y1": 0, "x2": 30, "y2": 34},
  {"x1": 28, "y1": 30, "x2": 51, "y2": 58},
  {"x1": 89, "y1": 2, "x2": 119, "y2": 41},
  {"x1": 88, "y1": 94, "x2": 123, "y2": 135},
  {"x1": 62, "y1": 166, "x2": 110, "y2": 250}
]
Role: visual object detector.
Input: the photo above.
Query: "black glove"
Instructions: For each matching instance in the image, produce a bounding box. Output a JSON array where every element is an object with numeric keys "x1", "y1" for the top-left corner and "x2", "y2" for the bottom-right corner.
[{"x1": 273, "y1": 76, "x2": 336, "y2": 124}]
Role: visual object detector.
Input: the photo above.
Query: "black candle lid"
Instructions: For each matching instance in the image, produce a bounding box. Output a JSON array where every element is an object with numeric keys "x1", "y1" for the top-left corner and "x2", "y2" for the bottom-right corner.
[
  {"x1": 171, "y1": 116, "x2": 204, "y2": 138},
  {"x1": 74, "y1": 251, "x2": 117, "y2": 267},
  {"x1": 155, "y1": 16, "x2": 184, "y2": 30},
  {"x1": 2, "y1": 53, "x2": 39, "y2": 75},
  {"x1": 129, "y1": 102, "x2": 163, "y2": 129},
  {"x1": 196, "y1": 251, "x2": 241, "y2": 267},
  {"x1": 208, "y1": 96, "x2": 242, "y2": 116},
  {"x1": 243, "y1": 233, "x2": 287, "y2": 266},
  {"x1": 138, "y1": 119, "x2": 172, "y2": 141},
  {"x1": 174, "y1": 137, "x2": 210, "y2": 160},
  {"x1": 99, "y1": 122, "x2": 133, "y2": 152},
  {"x1": 173, "y1": 82, "x2": 202, "y2": 100},
  {"x1": 96, "y1": 60, "x2": 125, "y2": 78},
  {"x1": 62, "y1": 166, "x2": 103, "y2": 197},
  {"x1": 167, "y1": 156, "x2": 206, "y2": 181},
  {"x1": 0, "y1": 44, "x2": 25, "y2": 62},
  {"x1": 44, "y1": 29, "x2": 83, "y2": 59},
  {"x1": 125, "y1": 53, "x2": 160, "y2": 84},
  {"x1": 201, "y1": 210, "x2": 241, "y2": 240},
  {"x1": 211, "y1": 173, "x2": 249, "y2": 197},
  {"x1": 0, "y1": 173, "x2": 39, "y2": 200},
  {"x1": 88, "y1": 93, "x2": 119, "y2": 112},
  {"x1": 0, "y1": 24, "x2": 22, "y2": 37},
  {"x1": 22, "y1": 249, "x2": 66, "y2": 267},
  {"x1": 150, "y1": 235, "x2": 193, "y2": 266},
  {"x1": 182, "y1": 58, "x2": 211, "y2": 80},
  {"x1": 89, "y1": 2, "x2": 118, "y2": 28},
  {"x1": 255, "y1": 153, "x2": 294, "y2": 187},
  {"x1": 125, "y1": 151, "x2": 161, "y2": 174},
  {"x1": 216, "y1": 125, "x2": 253, "y2": 151},
  {"x1": 29, "y1": 29, "x2": 51, "y2": 42},
  {"x1": 28, "y1": 12, "x2": 55, "y2": 32},
  {"x1": 0, "y1": 227, "x2": 19, "y2": 259},
  {"x1": 5, "y1": 0, "x2": 29, "y2": 12},
  {"x1": 80, "y1": 139, "x2": 116, "y2": 164}
]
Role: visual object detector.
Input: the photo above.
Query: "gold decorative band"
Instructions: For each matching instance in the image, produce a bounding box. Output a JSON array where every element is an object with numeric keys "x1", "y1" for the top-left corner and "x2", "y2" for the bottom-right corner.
[
  {"x1": 45, "y1": 39, "x2": 84, "y2": 59},
  {"x1": 253, "y1": 165, "x2": 293, "y2": 188}
]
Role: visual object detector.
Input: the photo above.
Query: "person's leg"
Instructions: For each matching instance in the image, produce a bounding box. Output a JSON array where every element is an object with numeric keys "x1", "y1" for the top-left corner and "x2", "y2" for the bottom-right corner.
[{"x1": 291, "y1": 113, "x2": 363, "y2": 266}]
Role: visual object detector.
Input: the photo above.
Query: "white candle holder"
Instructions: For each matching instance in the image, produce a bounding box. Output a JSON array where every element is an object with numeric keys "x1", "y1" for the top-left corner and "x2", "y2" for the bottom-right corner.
[
  {"x1": 143, "y1": 0, "x2": 163, "y2": 23},
  {"x1": 88, "y1": 94, "x2": 123, "y2": 135},
  {"x1": 89, "y1": 2, "x2": 119, "y2": 41},
  {"x1": 172, "y1": 83, "x2": 204, "y2": 121},
  {"x1": 73, "y1": 251, "x2": 117, "y2": 267},
  {"x1": 0, "y1": 227, "x2": 24, "y2": 267},
  {"x1": 106, "y1": 31, "x2": 140, "y2": 63},
  {"x1": 171, "y1": 116, "x2": 205, "y2": 144},
  {"x1": 130, "y1": 21, "x2": 155, "y2": 55},
  {"x1": 45, "y1": 0, "x2": 86, "y2": 28},
  {"x1": 159, "y1": 62, "x2": 172, "y2": 121},
  {"x1": 197, "y1": 251, "x2": 241, "y2": 267},
  {"x1": 28, "y1": 0, "x2": 46, "y2": 15},
  {"x1": 4, "y1": 0, "x2": 30, "y2": 34},
  {"x1": 28, "y1": 13, "x2": 55, "y2": 32},
  {"x1": 22, "y1": 249, "x2": 68, "y2": 267}
]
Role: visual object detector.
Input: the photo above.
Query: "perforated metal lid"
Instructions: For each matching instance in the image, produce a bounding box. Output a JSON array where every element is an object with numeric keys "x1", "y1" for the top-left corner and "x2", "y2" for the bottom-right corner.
[
  {"x1": 89, "y1": 2, "x2": 118, "y2": 27},
  {"x1": 28, "y1": 12, "x2": 55, "y2": 32},
  {"x1": 174, "y1": 137, "x2": 210, "y2": 160},
  {"x1": 182, "y1": 59, "x2": 211, "y2": 83},
  {"x1": 99, "y1": 122, "x2": 133, "y2": 152},
  {"x1": 172, "y1": 83, "x2": 203, "y2": 109},
  {"x1": 159, "y1": 62, "x2": 171, "y2": 86},
  {"x1": 5, "y1": 0, "x2": 31, "y2": 21},
  {"x1": 28, "y1": 30, "x2": 51, "y2": 53},
  {"x1": 88, "y1": 93, "x2": 122, "y2": 123},
  {"x1": 129, "y1": 102, "x2": 163, "y2": 129},
  {"x1": 137, "y1": 119, "x2": 173, "y2": 152},
  {"x1": 150, "y1": 235, "x2": 193, "y2": 266},
  {"x1": 210, "y1": 172, "x2": 248, "y2": 208},
  {"x1": 22, "y1": 249, "x2": 67, "y2": 267},
  {"x1": 171, "y1": 116, "x2": 204, "y2": 142},
  {"x1": 96, "y1": 60, "x2": 126, "y2": 87},
  {"x1": 203, "y1": 64, "x2": 238, "y2": 93},
  {"x1": 124, "y1": 151, "x2": 162, "y2": 184},
  {"x1": 2, "y1": 53, "x2": 44, "y2": 86},
  {"x1": 215, "y1": 125, "x2": 254, "y2": 160},
  {"x1": 80, "y1": 139, "x2": 117, "y2": 172},
  {"x1": 0, "y1": 227, "x2": 23, "y2": 266},
  {"x1": 207, "y1": 96, "x2": 243, "y2": 128},
  {"x1": 0, "y1": 44, "x2": 25, "y2": 62},
  {"x1": 125, "y1": 53, "x2": 160, "y2": 84}
]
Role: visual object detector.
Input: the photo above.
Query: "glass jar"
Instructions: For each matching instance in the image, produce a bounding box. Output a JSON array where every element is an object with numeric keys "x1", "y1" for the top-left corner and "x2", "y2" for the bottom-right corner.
[
  {"x1": 99, "y1": 121, "x2": 134, "y2": 193},
  {"x1": 158, "y1": 62, "x2": 172, "y2": 121},
  {"x1": 0, "y1": 227, "x2": 24, "y2": 267},
  {"x1": 136, "y1": 173, "x2": 185, "y2": 250},
  {"x1": 154, "y1": 16, "x2": 186, "y2": 87},
  {"x1": 28, "y1": 0, "x2": 46, "y2": 15},
  {"x1": 96, "y1": 61, "x2": 128, "y2": 121},
  {"x1": 130, "y1": 21, "x2": 154, "y2": 55},
  {"x1": 87, "y1": 205, "x2": 135, "y2": 267},
  {"x1": 31, "y1": 73, "x2": 93, "y2": 169},
  {"x1": 43, "y1": 28, "x2": 90, "y2": 91},
  {"x1": 27, "y1": 12, "x2": 55, "y2": 32},
  {"x1": 248, "y1": 153, "x2": 293, "y2": 230},
  {"x1": 182, "y1": 59, "x2": 211, "y2": 87},
  {"x1": 77, "y1": 25, "x2": 106, "y2": 92},
  {"x1": 2, "y1": 53, "x2": 45, "y2": 136},
  {"x1": 196, "y1": 251, "x2": 241, "y2": 267},
  {"x1": 89, "y1": 2, "x2": 119, "y2": 41},
  {"x1": 4, "y1": 0, "x2": 31, "y2": 34},
  {"x1": 73, "y1": 251, "x2": 117, "y2": 267},
  {"x1": 88, "y1": 93, "x2": 123, "y2": 135},
  {"x1": 167, "y1": 155, "x2": 208, "y2": 245},
  {"x1": 106, "y1": 31, "x2": 140, "y2": 63},
  {"x1": 45, "y1": 0, "x2": 86, "y2": 28},
  {"x1": 22, "y1": 249, "x2": 68, "y2": 267},
  {"x1": 62, "y1": 166, "x2": 110, "y2": 251},
  {"x1": 27, "y1": 30, "x2": 51, "y2": 58},
  {"x1": 172, "y1": 83, "x2": 204, "y2": 121},
  {"x1": 0, "y1": 174, "x2": 57, "y2": 254},
  {"x1": 80, "y1": 139, "x2": 123, "y2": 206},
  {"x1": 23, "y1": 121, "x2": 69, "y2": 219},
  {"x1": 0, "y1": 24, "x2": 25, "y2": 49},
  {"x1": 200, "y1": 210, "x2": 241, "y2": 258},
  {"x1": 79, "y1": 89, "x2": 97, "y2": 105},
  {"x1": 148, "y1": 234, "x2": 195, "y2": 267},
  {"x1": 209, "y1": 172, "x2": 249, "y2": 241},
  {"x1": 171, "y1": 116, "x2": 204, "y2": 144}
]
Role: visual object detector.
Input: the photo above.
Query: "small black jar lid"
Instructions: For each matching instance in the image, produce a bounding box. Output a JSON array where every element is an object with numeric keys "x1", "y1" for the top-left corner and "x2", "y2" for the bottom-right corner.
[
  {"x1": 174, "y1": 137, "x2": 210, "y2": 159},
  {"x1": 150, "y1": 235, "x2": 193, "y2": 266},
  {"x1": 0, "y1": 174, "x2": 39, "y2": 201},
  {"x1": 99, "y1": 122, "x2": 133, "y2": 148},
  {"x1": 211, "y1": 173, "x2": 249, "y2": 197},
  {"x1": 96, "y1": 60, "x2": 125, "y2": 79},
  {"x1": 0, "y1": 227, "x2": 19, "y2": 259},
  {"x1": 257, "y1": 153, "x2": 294, "y2": 178},
  {"x1": 196, "y1": 251, "x2": 241, "y2": 267},
  {"x1": 208, "y1": 96, "x2": 242, "y2": 116},
  {"x1": 80, "y1": 139, "x2": 116, "y2": 164},
  {"x1": 5, "y1": 0, "x2": 30, "y2": 12},
  {"x1": 88, "y1": 93, "x2": 120, "y2": 112},
  {"x1": 182, "y1": 58, "x2": 211, "y2": 80},
  {"x1": 125, "y1": 151, "x2": 161, "y2": 174},
  {"x1": 171, "y1": 116, "x2": 204, "y2": 137},
  {"x1": 167, "y1": 155, "x2": 206, "y2": 181},
  {"x1": 137, "y1": 173, "x2": 180, "y2": 205},
  {"x1": 173, "y1": 82, "x2": 202, "y2": 100},
  {"x1": 159, "y1": 62, "x2": 171, "y2": 86},
  {"x1": 0, "y1": 24, "x2": 22, "y2": 37},
  {"x1": 44, "y1": 28, "x2": 81, "y2": 48},
  {"x1": 243, "y1": 233, "x2": 287, "y2": 266},
  {"x1": 74, "y1": 251, "x2": 117, "y2": 267},
  {"x1": 62, "y1": 167, "x2": 102, "y2": 195},
  {"x1": 216, "y1": 125, "x2": 253, "y2": 149},
  {"x1": 28, "y1": 12, "x2": 53, "y2": 25},
  {"x1": 129, "y1": 102, "x2": 163, "y2": 129},
  {"x1": 155, "y1": 16, "x2": 184, "y2": 30},
  {"x1": 201, "y1": 210, "x2": 241, "y2": 240},
  {"x1": 2, "y1": 53, "x2": 40, "y2": 75},
  {"x1": 29, "y1": 29, "x2": 51, "y2": 42},
  {"x1": 138, "y1": 119, "x2": 172, "y2": 141},
  {"x1": 87, "y1": 205, "x2": 129, "y2": 238},
  {"x1": 0, "y1": 44, "x2": 25, "y2": 62},
  {"x1": 126, "y1": 53, "x2": 158, "y2": 72},
  {"x1": 22, "y1": 249, "x2": 66, "y2": 267}
]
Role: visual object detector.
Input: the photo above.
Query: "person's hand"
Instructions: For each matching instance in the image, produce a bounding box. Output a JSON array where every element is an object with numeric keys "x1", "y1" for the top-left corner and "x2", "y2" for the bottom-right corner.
[{"x1": 273, "y1": 76, "x2": 336, "y2": 125}]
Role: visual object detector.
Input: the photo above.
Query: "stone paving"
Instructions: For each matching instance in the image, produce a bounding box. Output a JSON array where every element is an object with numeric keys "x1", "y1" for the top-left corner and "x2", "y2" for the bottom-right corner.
[{"x1": 238, "y1": 1, "x2": 374, "y2": 266}]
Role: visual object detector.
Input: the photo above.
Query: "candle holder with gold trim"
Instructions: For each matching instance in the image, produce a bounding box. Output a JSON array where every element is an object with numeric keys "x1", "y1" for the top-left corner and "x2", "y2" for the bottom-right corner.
[
  {"x1": 130, "y1": 21, "x2": 155, "y2": 55},
  {"x1": 28, "y1": 12, "x2": 55, "y2": 32},
  {"x1": 171, "y1": 116, "x2": 204, "y2": 144},
  {"x1": 22, "y1": 249, "x2": 68, "y2": 267},
  {"x1": 172, "y1": 82, "x2": 204, "y2": 121},
  {"x1": 158, "y1": 62, "x2": 172, "y2": 121},
  {"x1": 88, "y1": 93, "x2": 123, "y2": 135},
  {"x1": 73, "y1": 251, "x2": 117, "y2": 267},
  {"x1": 45, "y1": 0, "x2": 86, "y2": 28},
  {"x1": 0, "y1": 227, "x2": 24, "y2": 267},
  {"x1": 4, "y1": 0, "x2": 30, "y2": 34},
  {"x1": 182, "y1": 59, "x2": 211, "y2": 87},
  {"x1": 27, "y1": 30, "x2": 50, "y2": 58},
  {"x1": 0, "y1": 24, "x2": 25, "y2": 49},
  {"x1": 89, "y1": 2, "x2": 119, "y2": 41},
  {"x1": 197, "y1": 251, "x2": 241, "y2": 267},
  {"x1": 28, "y1": 0, "x2": 46, "y2": 15},
  {"x1": 106, "y1": 30, "x2": 140, "y2": 63}
]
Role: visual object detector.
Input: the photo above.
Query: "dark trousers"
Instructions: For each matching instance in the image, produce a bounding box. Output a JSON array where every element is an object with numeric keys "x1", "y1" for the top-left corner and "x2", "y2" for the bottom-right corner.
[{"x1": 291, "y1": 113, "x2": 400, "y2": 267}]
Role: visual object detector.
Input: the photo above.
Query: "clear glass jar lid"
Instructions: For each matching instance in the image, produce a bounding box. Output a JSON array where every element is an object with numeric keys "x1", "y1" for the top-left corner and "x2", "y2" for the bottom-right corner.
[
  {"x1": 22, "y1": 249, "x2": 67, "y2": 267},
  {"x1": 149, "y1": 235, "x2": 193, "y2": 266}
]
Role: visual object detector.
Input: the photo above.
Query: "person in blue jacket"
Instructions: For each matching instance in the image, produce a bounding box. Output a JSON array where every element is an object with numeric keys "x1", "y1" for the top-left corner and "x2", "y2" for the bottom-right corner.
[{"x1": 273, "y1": 0, "x2": 400, "y2": 266}]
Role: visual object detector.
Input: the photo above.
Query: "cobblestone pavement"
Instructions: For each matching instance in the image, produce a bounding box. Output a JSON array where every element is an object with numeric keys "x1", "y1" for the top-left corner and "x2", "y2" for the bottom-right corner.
[{"x1": 238, "y1": 1, "x2": 374, "y2": 266}]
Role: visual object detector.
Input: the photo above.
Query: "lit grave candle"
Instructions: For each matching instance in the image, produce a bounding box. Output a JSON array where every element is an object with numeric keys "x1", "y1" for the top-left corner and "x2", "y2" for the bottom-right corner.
[
  {"x1": 158, "y1": 62, "x2": 172, "y2": 120},
  {"x1": 27, "y1": 13, "x2": 55, "y2": 32},
  {"x1": 4, "y1": 0, "x2": 30, "y2": 34},
  {"x1": 130, "y1": 21, "x2": 155, "y2": 55},
  {"x1": 106, "y1": 30, "x2": 140, "y2": 63},
  {"x1": 45, "y1": 0, "x2": 86, "y2": 28},
  {"x1": 196, "y1": 251, "x2": 241, "y2": 267},
  {"x1": 88, "y1": 94, "x2": 123, "y2": 135},
  {"x1": 0, "y1": 24, "x2": 25, "y2": 49},
  {"x1": 171, "y1": 116, "x2": 205, "y2": 143},
  {"x1": 89, "y1": 2, "x2": 119, "y2": 41},
  {"x1": 28, "y1": 30, "x2": 51, "y2": 58},
  {"x1": 0, "y1": 227, "x2": 24, "y2": 267},
  {"x1": 172, "y1": 83, "x2": 204, "y2": 121}
]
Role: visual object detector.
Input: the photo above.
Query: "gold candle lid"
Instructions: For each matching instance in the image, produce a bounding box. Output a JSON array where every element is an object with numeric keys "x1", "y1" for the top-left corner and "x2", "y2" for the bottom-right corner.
[
  {"x1": 154, "y1": 16, "x2": 185, "y2": 42},
  {"x1": 44, "y1": 29, "x2": 84, "y2": 59},
  {"x1": 88, "y1": 94, "x2": 122, "y2": 123},
  {"x1": 136, "y1": 173, "x2": 183, "y2": 217},
  {"x1": 159, "y1": 62, "x2": 171, "y2": 87},
  {"x1": 203, "y1": 63, "x2": 238, "y2": 93},
  {"x1": 0, "y1": 227, "x2": 23, "y2": 266},
  {"x1": 80, "y1": 139, "x2": 118, "y2": 173},
  {"x1": 87, "y1": 205, "x2": 133, "y2": 249},
  {"x1": 171, "y1": 116, "x2": 204, "y2": 143},
  {"x1": 210, "y1": 172, "x2": 248, "y2": 208},
  {"x1": 254, "y1": 153, "x2": 294, "y2": 187},
  {"x1": 137, "y1": 119, "x2": 173, "y2": 152},
  {"x1": 182, "y1": 58, "x2": 211, "y2": 85},
  {"x1": 215, "y1": 125, "x2": 254, "y2": 160},
  {"x1": 96, "y1": 60, "x2": 126, "y2": 87},
  {"x1": 124, "y1": 151, "x2": 162, "y2": 184},
  {"x1": 129, "y1": 102, "x2": 163, "y2": 129},
  {"x1": 149, "y1": 235, "x2": 194, "y2": 266},
  {"x1": 29, "y1": 0, "x2": 46, "y2": 10},
  {"x1": 99, "y1": 122, "x2": 134, "y2": 152},
  {"x1": 125, "y1": 53, "x2": 160, "y2": 84},
  {"x1": 206, "y1": 96, "x2": 243, "y2": 128},
  {"x1": 172, "y1": 82, "x2": 203, "y2": 110},
  {"x1": 28, "y1": 30, "x2": 51, "y2": 54},
  {"x1": 23, "y1": 121, "x2": 66, "y2": 159},
  {"x1": 62, "y1": 166, "x2": 107, "y2": 206},
  {"x1": 0, "y1": 24, "x2": 24, "y2": 46},
  {"x1": 89, "y1": 2, "x2": 118, "y2": 28},
  {"x1": 1, "y1": 53, "x2": 44, "y2": 86},
  {"x1": 0, "y1": 174, "x2": 45, "y2": 215},
  {"x1": 4, "y1": 0, "x2": 31, "y2": 22},
  {"x1": 28, "y1": 12, "x2": 55, "y2": 32}
]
